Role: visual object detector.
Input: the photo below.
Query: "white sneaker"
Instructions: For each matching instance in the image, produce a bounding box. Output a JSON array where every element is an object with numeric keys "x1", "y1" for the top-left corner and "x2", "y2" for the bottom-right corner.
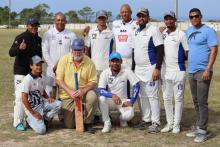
[
  {"x1": 172, "y1": 124, "x2": 180, "y2": 134},
  {"x1": 161, "y1": 124, "x2": 173, "y2": 133},
  {"x1": 101, "y1": 121, "x2": 111, "y2": 133},
  {"x1": 120, "y1": 119, "x2": 128, "y2": 127}
]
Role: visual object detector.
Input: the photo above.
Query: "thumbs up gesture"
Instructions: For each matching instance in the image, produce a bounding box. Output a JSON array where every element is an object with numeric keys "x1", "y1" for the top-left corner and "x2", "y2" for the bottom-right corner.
[{"x1": 19, "y1": 39, "x2": 27, "y2": 50}]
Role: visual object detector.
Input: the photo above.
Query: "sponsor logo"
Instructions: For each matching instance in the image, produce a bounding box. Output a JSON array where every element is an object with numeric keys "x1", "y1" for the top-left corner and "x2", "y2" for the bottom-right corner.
[
  {"x1": 120, "y1": 29, "x2": 127, "y2": 33},
  {"x1": 118, "y1": 35, "x2": 128, "y2": 42},
  {"x1": 92, "y1": 34, "x2": 97, "y2": 39}
]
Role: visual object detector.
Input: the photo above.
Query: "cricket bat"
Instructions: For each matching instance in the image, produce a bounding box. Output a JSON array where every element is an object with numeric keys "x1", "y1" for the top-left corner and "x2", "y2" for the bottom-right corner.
[{"x1": 74, "y1": 73, "x2": 84, "y2": 132}]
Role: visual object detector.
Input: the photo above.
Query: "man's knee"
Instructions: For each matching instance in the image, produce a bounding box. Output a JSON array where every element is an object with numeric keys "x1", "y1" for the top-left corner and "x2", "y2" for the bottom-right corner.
[
  {"x1": 34, "y1": 123, "x2": 46, "y2": 135},
  {"x1": 99, "y1": 96, "x2": 107, "y2": 104},
  {"x1": 86, "y1": 90, "x2": 98, "y2": 104}
]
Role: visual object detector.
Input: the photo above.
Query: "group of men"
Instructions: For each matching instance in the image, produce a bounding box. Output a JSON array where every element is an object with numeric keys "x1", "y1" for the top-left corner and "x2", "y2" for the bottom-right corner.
[{"x1": 9, "y1": 3, "x2": 218, "y2": 143}]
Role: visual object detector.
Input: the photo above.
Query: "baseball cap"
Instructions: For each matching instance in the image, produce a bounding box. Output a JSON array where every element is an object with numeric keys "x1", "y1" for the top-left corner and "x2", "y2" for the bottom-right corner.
[
  {"x1": 71, "y1": 38, "x2": 85, "y2": 50},
  {"x1": 30, "y1": 55, "x2": 44, "y2": 64},
  {"x1": 119, "y1": 106, "x2": 134, "y2": 121},
  {"x1": 109, "y1": 52, "x2": 122, "y2": 61},
  {"x1": 27, "y1": 17, "x2": 40, "y2": 25},
  {"x1": 96, "y1": 10, "x2": 108, "y2": 18},
  {"x1": 136, "y1": 8, "x2": 149, "y2": 16},
  {"x1": 164, "y1": 11, "x2": 176, "y2": 18}
]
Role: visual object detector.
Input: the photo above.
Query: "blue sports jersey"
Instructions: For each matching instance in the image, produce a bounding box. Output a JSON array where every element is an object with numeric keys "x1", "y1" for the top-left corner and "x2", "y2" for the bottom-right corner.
[{"x1": 186, "y1": 24, "x2": 218, "y2": 73}]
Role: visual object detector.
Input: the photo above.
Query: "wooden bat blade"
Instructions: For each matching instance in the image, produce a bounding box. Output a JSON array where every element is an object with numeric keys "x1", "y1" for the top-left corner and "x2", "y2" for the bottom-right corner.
[{"x1": 74, "y1": 73, "x2": 84, "y2": 132}]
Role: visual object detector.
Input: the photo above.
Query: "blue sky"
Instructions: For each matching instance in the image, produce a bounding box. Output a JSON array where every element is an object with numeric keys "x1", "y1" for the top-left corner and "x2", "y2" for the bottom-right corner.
[{"x1": 0, "y1": 0, "x2": 219, "y2": 21}]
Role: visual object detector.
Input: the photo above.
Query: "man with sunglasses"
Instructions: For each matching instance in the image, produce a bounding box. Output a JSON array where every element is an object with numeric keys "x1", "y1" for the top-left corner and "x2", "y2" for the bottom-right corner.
[
  {"x1": 9, "y1": 17, "x2": 42, "y2": 131},
  {"x1": 186, "y1": 8, "x2": 218, "y2": 143}
]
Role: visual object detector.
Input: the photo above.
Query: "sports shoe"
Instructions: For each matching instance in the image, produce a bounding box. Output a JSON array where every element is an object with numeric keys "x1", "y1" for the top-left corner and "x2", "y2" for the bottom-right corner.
[
  {"x1": 133, "y1": 121, "x2": 152, "y2": 130},
  {"x1": 101, "y1": 121, "x2": 111, "y2": 133},
  {"x1": 84, "y1": 123, "x2": 96, "y2": 134},
  {"x1": 120, "y1": 119, "x2": 128, "y2": 127},
  {"x1": 186, "y1": 126, "x2": 198, "y2": 137},
  {"x1": 148, "y1": 122, "x2": 160, "y2": 133},
  {"x1": 161, "y1": 124, "x2": 173, "y2": 133},
  {"x1": 194, "y1": 133, "x2": 207, "y2": 143},
  {"x1": 172, "y1": 124, "x2": 180, "y2": 134},
  {"x1": 16, "y1": 123, "x2": 25, "y2": 131}
]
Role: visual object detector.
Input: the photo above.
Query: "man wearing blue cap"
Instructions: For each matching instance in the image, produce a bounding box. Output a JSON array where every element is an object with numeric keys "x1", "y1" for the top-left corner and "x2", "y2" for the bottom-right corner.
[
  {"x1": 56, "y1": 38, "x2": 98, "y2": 133},
  {"x1": 98, "y1": 52, "x2": 140, "y2": 133},
  {"x1": 9, "y1": 16, "x2": 42, "y2": 131}
]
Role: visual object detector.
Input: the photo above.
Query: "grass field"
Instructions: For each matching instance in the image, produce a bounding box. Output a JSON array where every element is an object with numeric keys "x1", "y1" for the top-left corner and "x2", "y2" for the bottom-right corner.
[{"x1": 0, "y1": 29, "x2": 220, "y2": 147}]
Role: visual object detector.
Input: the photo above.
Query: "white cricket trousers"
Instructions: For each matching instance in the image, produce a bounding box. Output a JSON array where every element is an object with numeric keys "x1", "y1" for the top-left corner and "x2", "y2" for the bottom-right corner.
[
  {"x1": 13, "y1": 75, "x2": 26, "y2": 127},
  {"x1": 139, "y1": 80, "x2": 160, "y2": 124},
  {"x1": 99, "y1": 96, "x2": 134, "y2": 122},
  {"x1": 25, "y1": 100, "x2": 62, "y2": 134},
  {"x1": 162, "y1": 71, "x2": 185, "y2": 126}
]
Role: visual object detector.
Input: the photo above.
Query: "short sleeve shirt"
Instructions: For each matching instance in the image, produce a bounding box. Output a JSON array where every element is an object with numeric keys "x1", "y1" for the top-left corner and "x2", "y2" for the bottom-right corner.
[
  {"x1": 162, "y1": 28, "x2": 188, "y2": 71},
  {"x1": 56, "y1": 53, "x2": 97, "y2": 99},
  {"x1": 133, "y1": 23, "x2": 163, "y2": 81},
  {"x1": 21, "y1": 74, "x2": 46, "y2": 110},
  {"x1": 85, "y1": 27, "x2": 114, "y2": 71},
  {"x1": 186, "y1": 24, "x2": 218, "y2": 73},
  {"x1": 98, "y1": 67, "x2": 139, "y2": 99},
  {"x1": 112, "y1": 19, "x2": 138, "y2": 58}
]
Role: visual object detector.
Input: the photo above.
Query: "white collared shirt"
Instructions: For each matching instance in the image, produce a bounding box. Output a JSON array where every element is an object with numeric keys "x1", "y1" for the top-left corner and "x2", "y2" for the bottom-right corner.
[
  {"x1": 133, "y1": 23, "x2": 163, "y2": 81},
  {"x1": 42, "y1": 27, "x2": 76, "y2": 77},
  {"x1": 112, "y1": 19, "x2": 138, "y2": 58},
  {"x1": 85, "y1": 27, "x2": 114, "y2": 71},
  {"x1": 98, "y1": 67, "x2": 139, "y2": 99},
  {"x1": 162, "y1": 28, "x2": 188, "y2": 72}
]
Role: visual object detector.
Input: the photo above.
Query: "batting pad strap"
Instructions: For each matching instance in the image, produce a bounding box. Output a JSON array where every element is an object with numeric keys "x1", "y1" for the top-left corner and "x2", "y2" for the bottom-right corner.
[
  {"x1": 98, "y1": 88, "x2": 113, "y2": 98},
  {"x1": 130, "y1": 82, "x2": 140, "y2": 105}
]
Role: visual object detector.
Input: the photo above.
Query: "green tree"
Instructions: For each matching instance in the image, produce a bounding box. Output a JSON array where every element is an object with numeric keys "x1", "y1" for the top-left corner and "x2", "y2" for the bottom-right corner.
[
  {"x1": 78, "y1": 7, "x2": 94, "y2": 22},
  {"x1": 65, "y1": 10, "x2": 79, "y2": 23},
  {"x1": 115, "y1": 14, "x2": 121, "y2": 20},
  {"x1": 107, "y1": 11, "x2": 113, "y2": 21}
]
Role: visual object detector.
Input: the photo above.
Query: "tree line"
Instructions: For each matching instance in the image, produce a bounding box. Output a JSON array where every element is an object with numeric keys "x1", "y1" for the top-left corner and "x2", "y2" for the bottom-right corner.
[{"x1": 0, "y1": 3, "x2": 116, "y2": 26}]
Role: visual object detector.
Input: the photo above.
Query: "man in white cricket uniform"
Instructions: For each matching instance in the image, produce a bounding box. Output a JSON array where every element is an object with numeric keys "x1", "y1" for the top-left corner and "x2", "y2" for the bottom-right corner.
[
  {"x1": 98, "y1": 52, "x2": 140, "y2": 133},
  {"x1": 85, "y1": 10, "x2": 114, "y2": 76},
  {"x1": 21, "y1": 56, "x2": 61, "y2": 134},
  {"x1": 160, "y1": 11, "x2": 188, "y2": 134},
  {"x1": 133, "y1": 8, "x2": 164, "y2": 133},
  {"x1": 42, "y1": 12, "x2": 76, "y2": 98},
  {"x1": 111, "y1": 4, "x2": 138, "y2": 69}
]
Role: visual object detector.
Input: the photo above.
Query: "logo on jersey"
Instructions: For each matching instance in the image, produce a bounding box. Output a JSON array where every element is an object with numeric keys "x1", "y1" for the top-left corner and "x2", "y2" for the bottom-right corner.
[
  {"x1": 92, "y1": 34, "x2": 97, "y2": 39},
  {"x1": 28, "y1": 90, "x2": 43, "y2": 109},
  {"x1": 177, "y1": 83, "x2": 184, "y2": 90},
  {"x1": 188, "y1": 31, "x2": 201, "y2": 41},
  {"x1": 162, "y1": 34, "x2": 167, "y2": 39},
  {"x1": 118, "y1": 35, "x2": 128, "y2": 42},
  {"x1": 149, "y1": 81, "x2": 155, "y2": 87},
  {"x1": 64, "y1": 36, "x2": 70, "y2": 39},
  {"x1": 120, "y1": 29, "x2": 127, "y2": 33},
  {"x1": 108, "y1": 76, "x2": 114, "y2": 84}
]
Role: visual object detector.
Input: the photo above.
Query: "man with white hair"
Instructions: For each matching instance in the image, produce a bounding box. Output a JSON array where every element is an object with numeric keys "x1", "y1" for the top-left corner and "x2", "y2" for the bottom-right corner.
[
  {"x1": 98, "y1": 52, "x2": 140, "y2": 133},
  {"x1": 56, "y1": 38, "x2": 98, "y2": 134}
]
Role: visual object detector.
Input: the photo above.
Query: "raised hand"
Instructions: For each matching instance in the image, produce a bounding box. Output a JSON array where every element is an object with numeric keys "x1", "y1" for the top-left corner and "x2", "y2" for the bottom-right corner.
[{"x1": 19, "y1": 39, "x2": 27, "y2": 50}]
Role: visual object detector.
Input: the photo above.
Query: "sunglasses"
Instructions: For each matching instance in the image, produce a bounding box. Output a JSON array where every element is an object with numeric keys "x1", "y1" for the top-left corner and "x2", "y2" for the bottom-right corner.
[{"x1": 189, "y1": 15, "x2": 200, "y2": 19}]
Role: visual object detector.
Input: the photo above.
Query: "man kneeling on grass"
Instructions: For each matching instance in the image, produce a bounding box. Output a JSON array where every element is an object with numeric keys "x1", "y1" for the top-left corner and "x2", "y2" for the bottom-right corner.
[
  {"x1": 21, "y1": 55, "x2": 61, "y2": 134},
  {"x1": 98, "y1": 52, "x2": 140, "y2": 133}
]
